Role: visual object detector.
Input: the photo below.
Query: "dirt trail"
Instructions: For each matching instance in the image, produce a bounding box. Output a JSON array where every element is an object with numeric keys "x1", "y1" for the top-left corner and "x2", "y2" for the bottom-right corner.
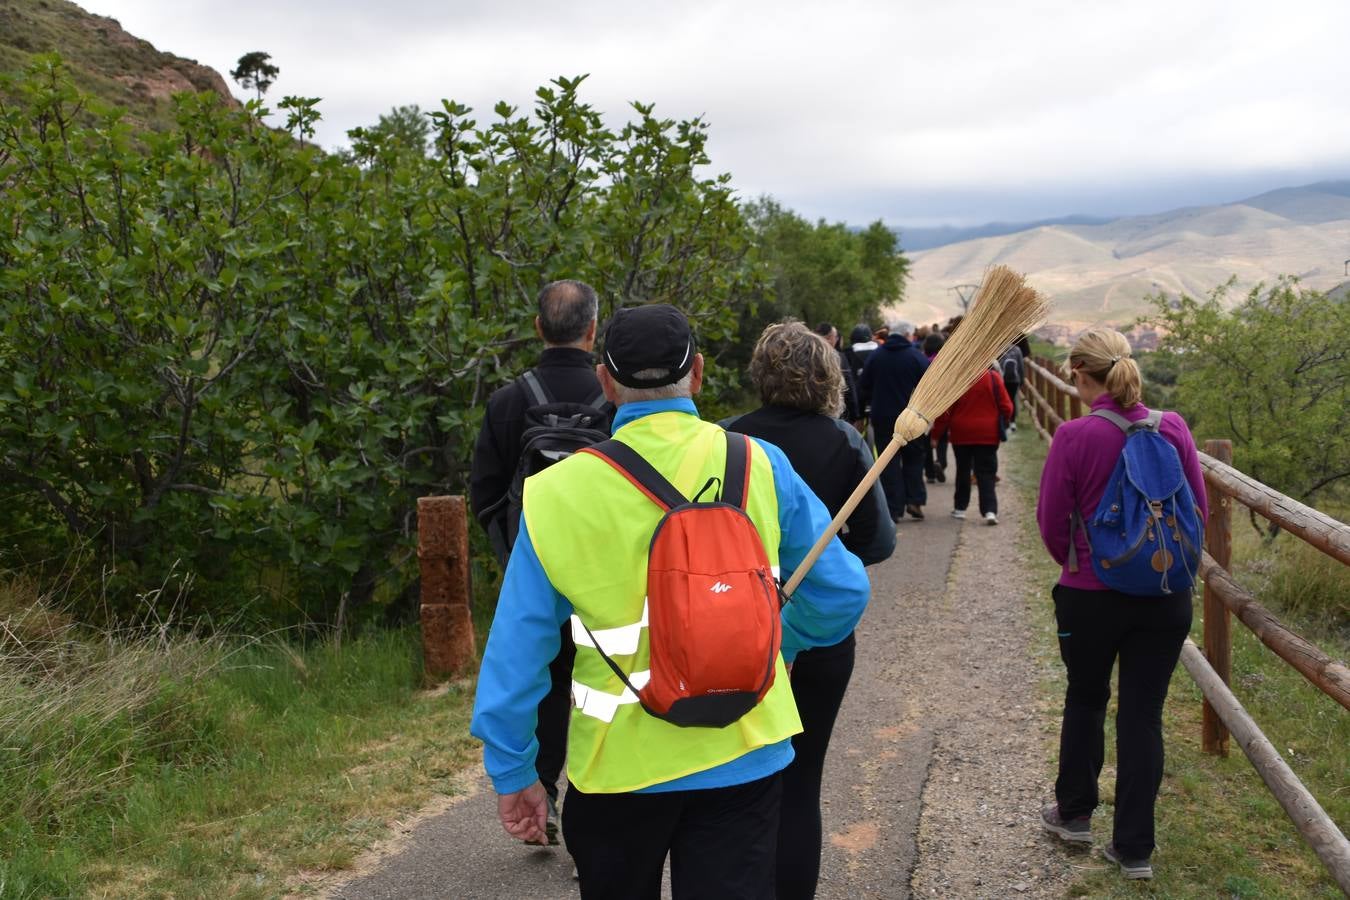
[{"x1": 317, "y1": 454, "x2": 1081, "y2": 899}]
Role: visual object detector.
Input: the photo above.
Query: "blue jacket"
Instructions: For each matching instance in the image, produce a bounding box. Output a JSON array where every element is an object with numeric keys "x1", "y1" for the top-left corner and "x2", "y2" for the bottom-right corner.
[{"x1": 859, "y1": 335, "x2": 929, "y2": 425}]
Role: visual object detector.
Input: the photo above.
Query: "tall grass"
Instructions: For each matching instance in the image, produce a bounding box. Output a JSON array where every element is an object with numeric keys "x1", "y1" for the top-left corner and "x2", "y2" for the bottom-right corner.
[{"x1": 0, "y1": 571, "x2": 478, "y2": 899}]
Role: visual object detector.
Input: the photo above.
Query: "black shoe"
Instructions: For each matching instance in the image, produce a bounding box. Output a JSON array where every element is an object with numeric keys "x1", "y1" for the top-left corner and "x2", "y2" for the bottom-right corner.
[
  {"x1": 935, "y1": 469, "x2": 946, "y2": 483},
  {"x1": 905, "y1": 504, "x2": 924, "y2": 520}
]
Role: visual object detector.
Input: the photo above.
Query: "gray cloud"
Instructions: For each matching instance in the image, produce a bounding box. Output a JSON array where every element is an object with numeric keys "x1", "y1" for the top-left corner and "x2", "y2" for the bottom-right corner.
[{"x1": 84, "y1": 0, "x2": 1350, "y2": 225}]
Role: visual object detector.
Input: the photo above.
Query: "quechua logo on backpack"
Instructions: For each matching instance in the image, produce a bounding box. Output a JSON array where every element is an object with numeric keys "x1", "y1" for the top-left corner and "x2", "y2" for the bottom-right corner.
[{"x1": 577, "y1": 431, "x2": 783, "y2": 728}]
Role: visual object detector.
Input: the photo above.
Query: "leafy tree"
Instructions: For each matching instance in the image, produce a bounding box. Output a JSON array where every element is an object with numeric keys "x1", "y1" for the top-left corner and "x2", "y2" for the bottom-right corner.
[
  {"x1": 0, "y1": 60, "x2": 765, "y2": 624},
  {"x1": 1142, "y1": 279, "x2": 1350, "y2": 526},
  {"x1": 742, "y1": 198, "x2": 908, "y2": 334},
  {"x1": 230, "y1": 51, "x2": 279, "y2": 102}
]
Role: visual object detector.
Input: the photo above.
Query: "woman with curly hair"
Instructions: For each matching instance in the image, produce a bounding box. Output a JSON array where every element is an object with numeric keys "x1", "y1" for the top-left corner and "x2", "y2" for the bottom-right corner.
[{"x1": 722, "y1": 321, "x2": 894, "y2": 900}]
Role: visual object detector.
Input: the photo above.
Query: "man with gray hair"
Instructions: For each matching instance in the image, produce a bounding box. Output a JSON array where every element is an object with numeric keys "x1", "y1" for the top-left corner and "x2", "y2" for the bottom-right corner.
[
  {"x1": 471, "y1": 303, "x2": 870, "y2": 897},
  {"x1": 859, "y1": 317, "x2": 931, "y2": 522},
  {"x1": 469, "y1": 278, "x2": 610, "y2": 846}
]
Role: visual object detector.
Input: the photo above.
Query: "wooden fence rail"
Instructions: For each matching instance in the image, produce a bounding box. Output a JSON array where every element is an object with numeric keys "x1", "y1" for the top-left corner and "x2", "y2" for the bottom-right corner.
[
  {"x1": 1180, "y1": 640, "x2": 1350, "y2": 894},
  {"x1": 1022, "y1": 354, "x2": 1350, "y2": 889}
]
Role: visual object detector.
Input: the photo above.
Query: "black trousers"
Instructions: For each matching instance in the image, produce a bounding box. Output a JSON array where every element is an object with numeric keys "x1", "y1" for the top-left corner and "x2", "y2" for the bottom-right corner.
[
  {"x1": 952, "y1": 443, "x2": 999, "y2": 515},
  {"x1": 1005, "y1": 380, "x2": 1021, "y2": 420},
  {"x1": 874, "y1": 420, "x2": 927, "y2": 517},
  {"x1": 563, "y1": 773, "x2": 782, "y2": 900},
  {"x1": 777, "y1": 634, "x2": 856, "y2": 900},
  {"x1": 1052, "y1": 584, "x2": 1191, "y2": 860},
  {"x1": 535, "y1": 624, "x2": 575, "y2": 800}
]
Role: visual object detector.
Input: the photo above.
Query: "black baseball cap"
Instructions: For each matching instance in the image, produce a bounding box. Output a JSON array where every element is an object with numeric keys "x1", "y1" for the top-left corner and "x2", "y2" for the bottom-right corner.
[{"x1": 601, "y1": 304, "x2": 696, "y2": 388}]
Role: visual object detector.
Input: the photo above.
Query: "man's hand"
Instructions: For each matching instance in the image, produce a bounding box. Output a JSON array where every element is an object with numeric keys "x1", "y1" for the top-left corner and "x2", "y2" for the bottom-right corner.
[{"x1": 497, "y1": 781, "x2": 550, "y2": 845}]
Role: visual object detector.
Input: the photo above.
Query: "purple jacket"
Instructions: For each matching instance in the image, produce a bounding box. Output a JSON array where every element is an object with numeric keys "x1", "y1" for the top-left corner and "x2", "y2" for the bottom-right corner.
[{"x1": 1037, "y1": 394, "x2": 1209, "y2": 590}]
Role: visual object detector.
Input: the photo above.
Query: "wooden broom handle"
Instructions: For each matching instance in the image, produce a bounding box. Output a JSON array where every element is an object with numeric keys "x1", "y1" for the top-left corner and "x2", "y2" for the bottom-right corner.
[{"x1": 780, "y1": 428, "x2": 909, "y2": 597}]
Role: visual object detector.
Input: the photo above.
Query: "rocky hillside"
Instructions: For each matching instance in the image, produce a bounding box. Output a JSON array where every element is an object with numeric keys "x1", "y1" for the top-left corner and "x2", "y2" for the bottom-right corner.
[
  {"x1": 903, "y1": 181, "x2": 1350, "y2": 333},
  {"x1": 0, "y1": 0, "x2": 237, "y2": 127}
]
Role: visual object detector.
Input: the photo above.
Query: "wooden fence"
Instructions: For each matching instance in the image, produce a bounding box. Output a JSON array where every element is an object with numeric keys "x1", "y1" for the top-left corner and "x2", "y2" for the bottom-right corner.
[{"x1": 1022, "y1": 356, "x2": 1350, "y2": 892}]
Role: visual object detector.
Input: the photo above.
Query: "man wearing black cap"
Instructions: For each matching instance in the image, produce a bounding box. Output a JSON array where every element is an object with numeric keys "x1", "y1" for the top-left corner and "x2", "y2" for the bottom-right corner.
[
  {"x1": 469, "y1": 278, "x2": 610, "y2": 847},
  {"x1": 471, "y1": 304, "x2": 872, "y2": 898}
]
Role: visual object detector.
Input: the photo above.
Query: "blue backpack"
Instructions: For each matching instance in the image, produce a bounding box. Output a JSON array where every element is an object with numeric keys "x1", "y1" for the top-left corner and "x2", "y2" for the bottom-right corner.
[{"x1": 1070, "y1": 410, "x2": 1203, "y2": 596}]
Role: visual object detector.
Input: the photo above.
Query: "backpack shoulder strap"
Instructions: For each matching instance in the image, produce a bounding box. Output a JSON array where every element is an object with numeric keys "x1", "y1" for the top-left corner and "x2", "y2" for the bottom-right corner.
[
  {"x1": 581, "y1": 439, "x2": 687, "y2": 511},
  {"x1": 722, "y1": 431, "x2": 751, "y2": 510},
  {"x1": 1088, "y1": 408, "x2": 1132, "y2": 433},
  {"x1": 1138, "y1": 410, "x2": 1164, "y2": 432},
  {"x1": 583, "y1": 389, "x2": 608, "y2": 411},
  {"x1": 518, "y1": 369, "x2": 553, "y2": 407}
]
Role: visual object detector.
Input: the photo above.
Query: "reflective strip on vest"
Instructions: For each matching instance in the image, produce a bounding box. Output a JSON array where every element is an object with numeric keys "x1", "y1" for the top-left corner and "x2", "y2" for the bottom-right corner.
[
  {"x1": 572, "y1": 670, "x2": 651, "y2": 723},
  {"x1": 570, "y1": 601, "x2": 648, "y2": 655}
]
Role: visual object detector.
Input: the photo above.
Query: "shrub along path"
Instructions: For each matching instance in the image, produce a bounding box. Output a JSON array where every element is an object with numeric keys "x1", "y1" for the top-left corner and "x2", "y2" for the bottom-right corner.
[{"x1": 316, "y1": 446, "x2": 1078, "y2": 899}]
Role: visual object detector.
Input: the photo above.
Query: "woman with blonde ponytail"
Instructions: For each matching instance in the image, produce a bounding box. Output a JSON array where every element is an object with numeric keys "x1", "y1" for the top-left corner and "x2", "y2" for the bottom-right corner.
[{"x1": 1035, "y1": 327, "x2": 1208, "y2": 881}]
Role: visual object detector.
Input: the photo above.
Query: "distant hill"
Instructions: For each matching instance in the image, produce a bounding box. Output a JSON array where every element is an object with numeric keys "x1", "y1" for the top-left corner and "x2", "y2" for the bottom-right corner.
[
  {"x1": 901, "y1": 181, "x2": 1350, "y2": 335},
  {"x1": 895, "y1": 214, "x2": 1114, "y2": 252},
  {"x1": 0, "y1": 0, "x2": 237, "y2": 128}
]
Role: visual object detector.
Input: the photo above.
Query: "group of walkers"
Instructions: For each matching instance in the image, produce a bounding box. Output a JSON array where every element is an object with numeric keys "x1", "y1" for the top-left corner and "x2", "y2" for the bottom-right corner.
[{"x1": 467, "y1": 280, "x2": 1206, "y2": 897}]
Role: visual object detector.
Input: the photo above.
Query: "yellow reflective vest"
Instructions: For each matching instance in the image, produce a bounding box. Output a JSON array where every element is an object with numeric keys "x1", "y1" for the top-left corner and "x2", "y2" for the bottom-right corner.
[{"x1": 523, "y1": 408, "x2": 802, "y2": 793}]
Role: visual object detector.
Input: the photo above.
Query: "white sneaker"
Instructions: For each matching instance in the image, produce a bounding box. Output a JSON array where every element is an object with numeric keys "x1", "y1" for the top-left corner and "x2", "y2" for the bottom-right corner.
[
  {"x1": 951, "y1": 509, "x2": 966, "y2": 519},
  {"x1": 984, "y1": 511, "x2": 998, "y2": 525}
]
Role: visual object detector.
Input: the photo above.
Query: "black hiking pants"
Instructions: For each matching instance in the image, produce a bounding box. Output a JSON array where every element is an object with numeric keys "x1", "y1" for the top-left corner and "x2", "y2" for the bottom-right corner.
[
  {"x1": 952, "y1": 443, "x2": 999, "y2": 515},
  {"x1": 1052, "y1": 584, "x2": 1191, "y2": 860},
  {"x1": 776, "y1": 633, "x2": 856, "y2": 900},
  {"x1": 563, "y1": 772, "x2": 782, "y2": 899},
  {"x1": 875, "y1": 420, "x2": 927, "y2": 516},
  {"x1": 535, "y1": 623, "x2": 575, "y2": 800}
]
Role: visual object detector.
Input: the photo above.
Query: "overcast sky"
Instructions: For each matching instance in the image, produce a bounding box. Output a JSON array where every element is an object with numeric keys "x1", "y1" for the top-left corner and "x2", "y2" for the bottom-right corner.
[{"x1": 82, "y1": 0, "x2": 1350, "y2": 227}]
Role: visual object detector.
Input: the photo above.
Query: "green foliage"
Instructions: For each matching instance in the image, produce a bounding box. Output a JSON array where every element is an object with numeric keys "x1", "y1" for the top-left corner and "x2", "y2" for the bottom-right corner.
[
  {"x1": 229, "y1": 50, "x2": 278, "y2": 102},
  {"x1": 0, "y1": 60, "x2": 787, "y2": 623},
  {"x1": 742, "y1": 197, "x2": 908, "y2": 335},
  {"x1": 1143, "y1": 279, "x2": 1350, "y2": 509}
]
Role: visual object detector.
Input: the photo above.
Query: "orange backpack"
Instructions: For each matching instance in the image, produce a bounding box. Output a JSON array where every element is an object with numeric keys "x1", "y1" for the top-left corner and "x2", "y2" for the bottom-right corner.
[{"x1": 578, "y1": 431, "x2": 783, "y2": 727}]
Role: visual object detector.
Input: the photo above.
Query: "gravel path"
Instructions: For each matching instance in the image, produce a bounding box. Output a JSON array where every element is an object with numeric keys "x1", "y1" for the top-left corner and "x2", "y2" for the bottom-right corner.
[
  {"x1": 907, "y1": 470, "x2": 1080, "y2": 898},
  {"x1": 318, "y1": 448, "x2": 1084, "y2": 899}
]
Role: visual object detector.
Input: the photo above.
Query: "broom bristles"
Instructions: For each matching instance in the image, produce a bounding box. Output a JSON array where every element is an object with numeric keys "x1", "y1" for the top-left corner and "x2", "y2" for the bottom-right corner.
[
  {"x1": 781, "y1": 265, "x2": 1049, "y2": 597},
  {"x1": 893, "y1": 268, "x2": 1049, "y2": 443}
]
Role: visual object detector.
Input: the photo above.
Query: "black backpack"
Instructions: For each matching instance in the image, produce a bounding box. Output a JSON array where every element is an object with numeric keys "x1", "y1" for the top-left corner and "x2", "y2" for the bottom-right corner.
[{"x1": 502, "y1": 370, "x2": 612, "y2": 554}]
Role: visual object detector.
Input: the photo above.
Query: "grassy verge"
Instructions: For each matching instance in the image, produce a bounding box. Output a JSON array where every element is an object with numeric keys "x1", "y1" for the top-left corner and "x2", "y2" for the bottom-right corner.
[
  {"x1": 1005, "y1": 431, "x2": 1347, "y2": 898},
  {"x1": 0, "y1": 578, "x2": 481, "y2": 899}
]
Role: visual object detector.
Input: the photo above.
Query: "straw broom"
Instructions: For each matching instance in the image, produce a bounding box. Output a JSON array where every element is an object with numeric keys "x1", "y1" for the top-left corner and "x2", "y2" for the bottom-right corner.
[{"x1": 782, "y1": 265, "x2": 1050, "y2": 596}]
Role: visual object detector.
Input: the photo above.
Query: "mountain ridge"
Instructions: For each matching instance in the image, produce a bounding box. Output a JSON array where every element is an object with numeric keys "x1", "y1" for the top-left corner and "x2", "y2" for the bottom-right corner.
[
  {"x1": 0, "y1": 0, "x2": 238, "y2": 129},
  {"x1": 900, "y1": 180, "x2": 1350, "y2": 331}
]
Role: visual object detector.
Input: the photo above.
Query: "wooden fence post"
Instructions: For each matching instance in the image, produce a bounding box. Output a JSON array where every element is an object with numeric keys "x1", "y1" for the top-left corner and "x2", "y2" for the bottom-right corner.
[
  {"x1": 1202, "y1": 439, "x2": 1234, "y2": 755},
  {"x1": 417, "y1": 496, "x2": 478, "y2": 678},
  {"x1": 1034, "y1": 357, "x2": 1049, "y2": 435}
]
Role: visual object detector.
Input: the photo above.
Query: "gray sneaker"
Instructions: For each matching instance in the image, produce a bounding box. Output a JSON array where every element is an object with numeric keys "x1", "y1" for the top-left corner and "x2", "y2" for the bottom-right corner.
[
  {"x1": 1041, "y1": 804, "x2": 1092, "y2": 844},
  {"x1": 1103, "y1": 843, "x2": 1153, "y2": 879}
]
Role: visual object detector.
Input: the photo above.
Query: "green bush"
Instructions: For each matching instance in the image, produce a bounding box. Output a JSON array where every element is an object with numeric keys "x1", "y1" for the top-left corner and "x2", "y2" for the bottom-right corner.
[{"x1": 0, "y1": 58, "x2": 908, "y2": 625}]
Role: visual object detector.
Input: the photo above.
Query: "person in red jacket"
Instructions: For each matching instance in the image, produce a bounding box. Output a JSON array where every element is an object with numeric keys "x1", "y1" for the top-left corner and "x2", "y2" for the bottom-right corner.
[{"x1": 932, "y1": 364, "x2": 1014, "y2": 524}]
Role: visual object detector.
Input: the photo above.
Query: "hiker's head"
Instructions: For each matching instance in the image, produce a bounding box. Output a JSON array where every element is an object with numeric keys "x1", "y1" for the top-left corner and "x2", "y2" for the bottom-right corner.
[
  {"x1": 597, "y1": 304, "x2": 702, "y2": 405},
  {"x1": 535, "y1": 280, "x2": 599, "y2": 349},
  {"x1": 849, "y1": 324, "x2": 873, "y2": 345},
  {"x1": 749, "y1": 321, "x2": 844, "y2": 418},
  {"x1": 1067, "y1": 328, "x2": 1141, "y2": 408},
  {"x1": 885, "y1": 318, "x2": 913, "y2": 340},
  {"x1": 813, "y1": 322, "x2": 839, "y2": 348},
  {"x1": 922, "y1": 332, "x2": 945, "y2": 356}
]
